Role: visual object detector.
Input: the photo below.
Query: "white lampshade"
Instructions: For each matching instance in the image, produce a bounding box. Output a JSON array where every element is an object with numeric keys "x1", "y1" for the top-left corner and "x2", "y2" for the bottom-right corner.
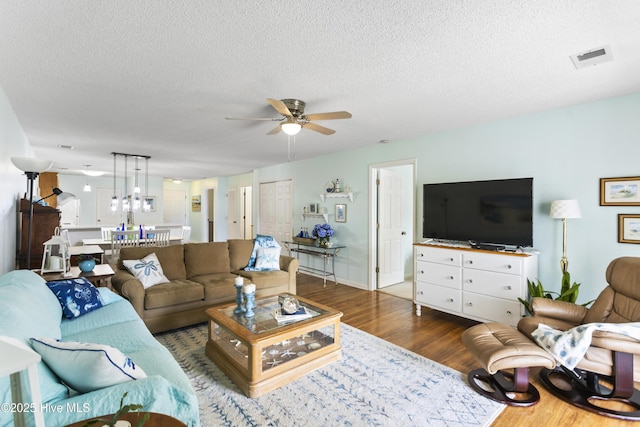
[
  {"x1": 281, "y1": 122, "x2": 302, "y2": 136},
  {"x1": 550, "y1": 199, "x2": 582, "y2": 219},
  {"x1": 10, "y1": 157, "x2": 53, "y2": 173}
]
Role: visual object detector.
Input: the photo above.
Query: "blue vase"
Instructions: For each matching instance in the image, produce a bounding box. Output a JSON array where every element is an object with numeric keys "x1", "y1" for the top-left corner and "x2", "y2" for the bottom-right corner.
[{"x1": 78, "y1": 259, "x2": 96, "y2": 272}]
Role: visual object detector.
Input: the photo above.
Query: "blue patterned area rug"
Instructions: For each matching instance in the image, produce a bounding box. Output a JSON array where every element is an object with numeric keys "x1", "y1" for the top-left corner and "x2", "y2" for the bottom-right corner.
[{"x1": 155, "y1": 323, "x2": 504, "y2": 427}]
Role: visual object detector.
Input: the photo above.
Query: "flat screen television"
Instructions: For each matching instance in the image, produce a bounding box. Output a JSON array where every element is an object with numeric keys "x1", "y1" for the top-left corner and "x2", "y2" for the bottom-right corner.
[{"x1": 422, "y1": 177, "x2": 533, "y2": 248}]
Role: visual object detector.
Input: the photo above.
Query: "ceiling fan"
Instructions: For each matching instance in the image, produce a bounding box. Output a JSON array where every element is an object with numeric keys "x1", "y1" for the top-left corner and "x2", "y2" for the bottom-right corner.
[{"x1": 226, "y1": 98, "x2": 352, "y2": 136}]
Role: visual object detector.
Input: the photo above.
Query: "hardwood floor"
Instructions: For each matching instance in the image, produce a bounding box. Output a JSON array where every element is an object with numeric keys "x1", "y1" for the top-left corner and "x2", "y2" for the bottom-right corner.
[{"x1": 296, "y1": 274, "x2": 638, "y2": 427}]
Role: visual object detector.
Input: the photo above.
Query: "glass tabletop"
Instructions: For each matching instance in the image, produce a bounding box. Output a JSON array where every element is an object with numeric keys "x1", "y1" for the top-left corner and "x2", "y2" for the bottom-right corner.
[{"x1": 218, "y1": 295, "x2": 327, "y2": 334}]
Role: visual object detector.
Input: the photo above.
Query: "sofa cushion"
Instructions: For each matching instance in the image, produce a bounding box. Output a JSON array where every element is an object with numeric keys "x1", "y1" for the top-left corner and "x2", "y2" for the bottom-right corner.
[
  {"x1": 238, "y1": 269, "x2": 292, "y2": 288},
  {"x1": 190, "y1": 273, "x2": 239, "y2": 301},
  {"x1": 184, "y1": 242, "x2": 231, "y2": 277},
  {"x1": 119, "y1": 245, "x2": 186, "y2": 280},
  {"x1": 0, "y1": 270, "x2": 69, "y2": 410},
  {"x1": 46, "y1": 278, "x2": 105, "y2": 319},
  {"x1": 30, "y1": 337, "x2": 147, "y2": 393},
  {"x1": 228, "y1": 239, "x2": 255, "y2": 271},
  {"x1": 123, "y1": 252, "x2": 170, "y2": 289},
  {"x1": 144, "y1": 279, "x2": 205, "y2": 310}
]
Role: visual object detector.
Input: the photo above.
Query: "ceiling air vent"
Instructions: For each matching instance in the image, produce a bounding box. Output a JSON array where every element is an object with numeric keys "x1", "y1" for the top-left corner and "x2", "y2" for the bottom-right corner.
[{"x1": 570, "y1": 45, "x2": 613, "y2": 69}]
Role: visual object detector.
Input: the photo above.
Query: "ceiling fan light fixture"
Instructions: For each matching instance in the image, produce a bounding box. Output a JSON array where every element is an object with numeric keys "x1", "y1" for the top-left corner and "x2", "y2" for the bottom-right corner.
[{"x1": 281, "y1": 122, "x2": 302, "y2": 136}]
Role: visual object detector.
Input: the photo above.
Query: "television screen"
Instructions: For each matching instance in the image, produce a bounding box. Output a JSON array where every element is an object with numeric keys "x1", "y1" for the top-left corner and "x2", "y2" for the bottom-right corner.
[{"x1": 422, "y1": 178, "x2": 533, "y2": 247}]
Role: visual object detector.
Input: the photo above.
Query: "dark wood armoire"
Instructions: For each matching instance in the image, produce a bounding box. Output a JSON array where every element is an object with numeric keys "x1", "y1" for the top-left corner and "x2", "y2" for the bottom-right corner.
[{"x1": 17, "y1": 198, "x2": 61, "y2": 269}]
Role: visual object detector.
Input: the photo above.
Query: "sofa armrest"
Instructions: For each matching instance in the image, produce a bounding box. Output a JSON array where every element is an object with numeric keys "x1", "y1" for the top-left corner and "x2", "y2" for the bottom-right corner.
[
  {"x1": 530, "y1": 297, "x2": 589, "y2": 324},
  {"x1": 279, "y1": 255, "x2": 299, "y2": 273},
  {"x1": 111, "y1": 270, "x2": 145, "y2": 318}
]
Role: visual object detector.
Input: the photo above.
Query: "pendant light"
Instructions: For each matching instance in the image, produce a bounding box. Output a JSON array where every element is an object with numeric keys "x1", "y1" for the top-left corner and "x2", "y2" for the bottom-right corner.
[
  {"x1": 111, "y1": 153, "x2": 119, "y2": 211},
  {"x1": 132, "y1": 157, "x2": 141, "y2": 211},
  {"x1": 143, "y1": 157, "x2": 151, "y2": 212},
  {"x1": 83, "y1": 165, "x2": 92, "y2": 192},
  {"x1": 121, "y1": 155, "x2": 130, "y2": 212}
]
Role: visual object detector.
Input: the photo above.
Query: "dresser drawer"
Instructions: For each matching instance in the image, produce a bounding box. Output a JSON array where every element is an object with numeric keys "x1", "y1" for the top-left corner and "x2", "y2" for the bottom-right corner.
[
  {"x1": 462, "y1": 252, "x2": 523, "y2": 275},
  {"x1": 415, "y1": 261, "x2": 461, "y2": 289},
  {"x1": 415, "y1": 282, "x2": 461, "y2": 312},
  {"x1": 462, "y1": 293, "x2": 522, "y2": 327},
  {"x1": 462, "y1": 269, "x2": 521, "y2": 300},
  {"x1": 415, "y1": 246, "x2": 461, "y2": 267}
]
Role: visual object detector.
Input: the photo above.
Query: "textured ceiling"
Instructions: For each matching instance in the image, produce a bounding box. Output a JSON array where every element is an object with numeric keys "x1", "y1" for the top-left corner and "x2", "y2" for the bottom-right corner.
[{"x1": 1, "y1": 1, "x2": 639, "y2": 180}]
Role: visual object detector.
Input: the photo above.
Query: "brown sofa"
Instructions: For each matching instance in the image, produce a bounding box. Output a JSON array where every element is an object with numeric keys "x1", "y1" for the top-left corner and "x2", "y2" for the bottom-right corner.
[{"x1": 110, "y1": 239, "x2": 299, "y2": 333}]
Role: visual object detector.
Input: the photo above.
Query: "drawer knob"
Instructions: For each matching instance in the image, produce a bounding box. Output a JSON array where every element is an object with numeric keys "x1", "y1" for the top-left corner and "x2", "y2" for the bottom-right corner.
[
  {"x1": 466, "y1": 302, "x2": 473, "y2": 306},
  {"x1": 505, "y1": 285, "x2": 512, "y2": 290},
  {"x1": 419, "y1": 270, "x2": 424, "y2": 274},
  {"x1": 506, "y1": 264, "x2": 512, "y2": 269},
  {"x1": 419, "y1": 253, "x2": 424, "y2": 257},
  {"x1": 447, "y1": 298, "x2": 454, "y2": 303},
  {"x1": 418, "y1": 291, "x2": 424, "y2": 295},
  {"x1": 448, "y1": 257, "x2": 454, "y2": 262},
  {"x1": 467, "y1": 279, "x2": 473, "y2": 284},
  {"x1": 468, "y1": 260, "x2": 474, "y2": 264},
  {"x1": 506, "y1": 310, "x2": 512, "y2": 316},
  {"x1": 447, "y1": 276, "x2": 454, "y2": 280}
]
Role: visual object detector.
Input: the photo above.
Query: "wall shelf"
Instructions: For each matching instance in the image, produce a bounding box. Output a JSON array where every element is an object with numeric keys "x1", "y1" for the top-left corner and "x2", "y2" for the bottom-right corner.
[
  {"x1": 301, "y1": 213, "x2": 329, "y2": 223},
  {"x1": 319, "y1": 192, "x2": 353, "y2": 202}
]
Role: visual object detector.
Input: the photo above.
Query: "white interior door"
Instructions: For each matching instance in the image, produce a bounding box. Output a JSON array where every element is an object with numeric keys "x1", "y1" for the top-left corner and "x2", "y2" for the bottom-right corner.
[
  {"x1": 226, "y1": 187, "x2": 241, "y2": 239},
  {"x1": 378, "y1": 168, "x2": 405, "y2": 287},
  {"x1": 259, "y1": 182, "x2": 276, "y2": 237},
  {"x1": 243, "y1": 186, "x2": 253, "y2": 238},
  {"x1": 275, "y1": 180, "x2": 293, "y2": 245},
  {"x1": 163, "y1": 190, "x2": 187, "y2": 224}
]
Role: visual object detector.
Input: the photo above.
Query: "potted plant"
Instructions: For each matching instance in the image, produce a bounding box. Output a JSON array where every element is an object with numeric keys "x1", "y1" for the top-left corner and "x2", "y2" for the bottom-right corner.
[
  {"x1": 312, "y1": 223, "x2": 335, "y2": 247},
  {"x1": 518, "y1": 271, "x2": 592, "y2": 315},
  {"x1": 82, "y1": 392, "x2": 149, "y2": 427}
]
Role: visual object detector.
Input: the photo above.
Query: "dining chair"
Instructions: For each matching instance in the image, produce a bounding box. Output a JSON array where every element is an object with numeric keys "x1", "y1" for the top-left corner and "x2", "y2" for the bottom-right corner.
[
  {"x1": 101, "y1": 227, "x2": 117, "y2": 241},
  {"x1": 145, "y1": 228, "x2": 171, "y2": 247},
  {"x1": 109, "y1": 230, "x2": 140, "y2": 263},
  {"x1": 180, "y1": 226, "x2": 192, "y2": 244}
]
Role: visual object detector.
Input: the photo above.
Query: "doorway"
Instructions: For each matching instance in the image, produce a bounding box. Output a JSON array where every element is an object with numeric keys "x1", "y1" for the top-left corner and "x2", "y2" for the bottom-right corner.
[{"x1": 368, "y1": 159, "x2": 416, "y2": 292}]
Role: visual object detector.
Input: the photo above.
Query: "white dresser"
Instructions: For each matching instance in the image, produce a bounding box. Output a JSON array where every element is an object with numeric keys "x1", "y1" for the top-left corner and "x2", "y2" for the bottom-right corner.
[{"x1": 413, "y1": 243, "x2": 538, "y2": 327}]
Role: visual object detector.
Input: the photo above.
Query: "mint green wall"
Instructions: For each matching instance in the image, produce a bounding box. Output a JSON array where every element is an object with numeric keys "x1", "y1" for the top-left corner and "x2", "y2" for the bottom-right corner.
[{"x1": 255, "y1": 93, "x2": 640, "y2": 304}]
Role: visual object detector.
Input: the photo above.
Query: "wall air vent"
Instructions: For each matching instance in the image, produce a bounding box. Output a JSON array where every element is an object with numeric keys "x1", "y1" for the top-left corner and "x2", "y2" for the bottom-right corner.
[{"x1": 570, "y1": 45, "x2": 613, "y2": 69}]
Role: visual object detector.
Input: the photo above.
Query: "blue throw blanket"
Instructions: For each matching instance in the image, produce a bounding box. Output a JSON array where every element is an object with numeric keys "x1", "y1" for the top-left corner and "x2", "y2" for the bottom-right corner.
[{"x1": 532, "y1": 322, "x2": 640, "y2": 370}]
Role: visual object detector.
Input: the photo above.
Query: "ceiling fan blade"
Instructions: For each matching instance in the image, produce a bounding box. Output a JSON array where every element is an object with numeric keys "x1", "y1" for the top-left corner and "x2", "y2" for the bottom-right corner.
[
  {"x1": 267, "y1": 124, "x2": 282, "y2": 135},
  {"x1": 303, "y1": 111, "x2": 352, "y2": 121},
  {"x1": 303, "y1": 122, "x2": 336, "y2": 135},
  {"x1": 267, "y1": 98, "x2": 293, "y2": 117},
  {"x1": 225, "y1": 117, "x2": 283, "y2": 121}
]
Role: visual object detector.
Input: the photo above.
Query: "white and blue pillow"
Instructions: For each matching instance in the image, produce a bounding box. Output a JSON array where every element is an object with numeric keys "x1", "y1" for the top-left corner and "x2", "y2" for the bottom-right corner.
[
  {"x1": 254, "y1": 247, "x2": 281, "y2": 270},
  {"x1": 123, "y1": 252, "x2": 169, "y2": 288},
  {"x1": 30, "y1": 337, "x2": 147, "y2": 393},
  {"x1": 245, "y1": 235, "x2": 280, "y2": 271},
  {"x1": 46, "y1": 277, "x2": 105, "y2": 319}
]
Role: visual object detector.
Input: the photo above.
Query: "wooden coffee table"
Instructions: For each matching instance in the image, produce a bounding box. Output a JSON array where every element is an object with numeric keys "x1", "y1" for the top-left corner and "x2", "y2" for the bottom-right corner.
[{"x1": 205, "y1": 295, "x2": 342, "y2": 398}]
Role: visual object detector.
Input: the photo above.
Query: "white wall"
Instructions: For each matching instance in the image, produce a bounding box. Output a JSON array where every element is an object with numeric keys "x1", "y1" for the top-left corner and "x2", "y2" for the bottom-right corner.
[
  {"x1": 0, "y1": 87, "x2": 33, "y2": 273},
  {"x1": 255, "y1": 93, "x2": 640, "y2": 303}
]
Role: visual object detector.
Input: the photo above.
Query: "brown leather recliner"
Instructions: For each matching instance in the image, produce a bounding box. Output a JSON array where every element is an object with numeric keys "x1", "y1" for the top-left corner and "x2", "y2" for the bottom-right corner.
[{"x1": 518, "y1": 256, "x2": 640, "y2": 419}]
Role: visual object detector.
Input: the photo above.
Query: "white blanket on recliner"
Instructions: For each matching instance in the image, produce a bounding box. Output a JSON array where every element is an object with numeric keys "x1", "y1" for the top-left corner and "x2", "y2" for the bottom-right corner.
[{"x1": 532, "y1": 322, "x2": 640, "y2": 370}]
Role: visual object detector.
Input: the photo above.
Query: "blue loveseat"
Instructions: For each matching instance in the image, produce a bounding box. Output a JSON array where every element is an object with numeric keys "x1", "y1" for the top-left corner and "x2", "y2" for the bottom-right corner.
[{"x1": 0, "y1": 270, "x2": 199, "y2": 427}]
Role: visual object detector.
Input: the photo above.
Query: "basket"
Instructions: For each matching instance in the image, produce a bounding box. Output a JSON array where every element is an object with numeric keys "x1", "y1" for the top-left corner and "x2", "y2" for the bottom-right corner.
[{"x1": 293, "y1": 237, "x2": 316, "y2": 245}]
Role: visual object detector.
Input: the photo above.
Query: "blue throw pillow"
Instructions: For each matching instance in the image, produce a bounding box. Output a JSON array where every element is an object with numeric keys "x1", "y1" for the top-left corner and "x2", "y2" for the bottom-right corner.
[
  {"x1": 46, "y1": 277, "x2": 105, "y2": 319},
  {"x1": 245, "y1": 235, "x2": 280, "y2": 270}
]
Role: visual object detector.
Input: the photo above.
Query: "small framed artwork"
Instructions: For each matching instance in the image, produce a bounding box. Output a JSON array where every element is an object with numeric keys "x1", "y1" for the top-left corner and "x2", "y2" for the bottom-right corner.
[
  {"x1": 618, "y1": 214, "x2": 640, "y2": 244},
  {"x1": 143, "y1": 197, "x2": 156, "y2": 212},
  {"x1": 308, "y1": 203, "x2": 319, "y2": 214},
  {"x1": 335, "y1": 204, "x2": 347, "y2": 223},
  {"x1": 192, "y1": 195, "x2": 201, "y2": 212},
  {"x1": 600, "y1": 177, "x2": 640, "y2": 206}
]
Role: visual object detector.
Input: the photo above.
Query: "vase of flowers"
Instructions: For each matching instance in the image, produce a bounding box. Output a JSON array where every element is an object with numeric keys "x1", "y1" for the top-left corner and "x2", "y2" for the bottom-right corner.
[{"x1": 312, "y1": 223, "x2": 335, "y2": 248}]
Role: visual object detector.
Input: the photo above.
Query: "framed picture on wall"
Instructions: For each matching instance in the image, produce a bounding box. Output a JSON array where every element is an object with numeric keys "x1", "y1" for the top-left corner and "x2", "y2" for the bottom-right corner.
[
  {"x1": 192, "y1": 195, "x2": 201, "y2": 212},
  {"x1": 618, "y1": 214, "x2": 640, "y2": 244},
  {"x1": 335, "y1": 204, "x2": 347, "y2": 222},
  {"x1": 308, "y1": 203, "x2": 319, "y2": 214},
  {"x1": 600, "y1": 177, "x2": 640, "y2": 206},
  {"x1": 143, "y1": 197, "x2": 156, "y2": 212}
]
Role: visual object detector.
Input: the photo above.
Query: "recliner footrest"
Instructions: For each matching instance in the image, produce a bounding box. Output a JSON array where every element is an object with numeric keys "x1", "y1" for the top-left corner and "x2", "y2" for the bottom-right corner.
[{"x1": 461, "y1": 322, "x2": 556, "y2": 406}]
